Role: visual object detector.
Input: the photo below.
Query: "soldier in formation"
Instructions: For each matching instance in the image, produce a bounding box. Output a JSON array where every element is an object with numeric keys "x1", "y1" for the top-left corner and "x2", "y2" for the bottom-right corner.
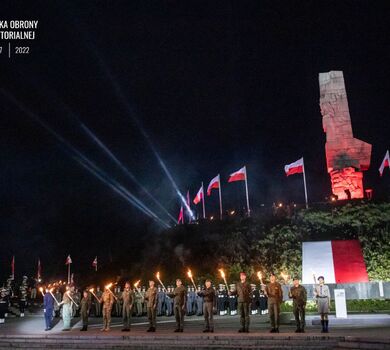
[
  {"x1": 19, "y1": 276, "x2": 28, "y2": 317},
  {"x1": 195, "y1": 285, "x2": 203, "y2": 316},
  {"x1": 165, "y1": 286, "x2": 173, "y2": 316},
  {"x1": 197, "y1": 279, "x2": 216, "y2": 333},
  {"x1": 100, "y1": 286, "x2": 114, "y2": 331},
  {"x1": 157, "y1": 285, "x2": 165, "y2": 316},
  {"x1": 121, "y1": 282, "x2": 134, "y2": 332},
  {"x1": 144, "y1": 280, "x2": 158, "y2": 332},
  {"x1": 288, "y1": 276, "x2": 307, "y2": 333},
  {"x1": 229, "y1": 272, "x2": 251, "y2": 333},
  {"x1": 265, "y1": 273, "x2": 283, "y2": 333},
  {"x1": 79, "y1": 290, "x2": 91, "y2": 331},
  {"x1": 167, "y1": 279, "x2": 187, "y2": 332},
  {"x1": 94, "y1": 286, "x2": 102, "y2": 317}
]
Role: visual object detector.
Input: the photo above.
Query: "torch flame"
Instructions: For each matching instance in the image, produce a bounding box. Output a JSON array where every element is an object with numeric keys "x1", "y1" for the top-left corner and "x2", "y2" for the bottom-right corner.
[
  {"x1": 105, "y1": 283, "x2": 113, "y2": 289},
  {"x1": 156, "y1": 272, "x2": 160, "y2": 279},
  {"x1": 257, "y1": 271, "x2": 262, "y2": 281},
  {"x1": 50, "y1": 288, "x2": 54, "y2": 293},
  {"x1": 187, "y1": 269, "x2": 193, "y2": 279},
  {"x1": 218, "y1": 269, "x2": 225, "y2": 279},
  {"x1": 89, "y1": 288, "x2": 94, "y2": 292},
  {"x1": 39, "y1": 287, "x2": 43, "y2": 292},
  {"x1": 134, "y1": 280, "x2": 141, "y2": 288}
]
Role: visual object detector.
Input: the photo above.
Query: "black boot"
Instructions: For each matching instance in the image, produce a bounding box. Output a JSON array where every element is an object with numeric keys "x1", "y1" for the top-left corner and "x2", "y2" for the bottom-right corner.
[
  {"x1": 238, "y1": 328, "x2": 245, "y2": 333},
  {"x1": 295, "y1": 328, "x2": 301, "y2": 333},
  {"x1": 324, "y1": 320, "x2": 329, "y2": 333},
  {"x1": 321, "y1": 320, "x2": 325, "y2": 333}
]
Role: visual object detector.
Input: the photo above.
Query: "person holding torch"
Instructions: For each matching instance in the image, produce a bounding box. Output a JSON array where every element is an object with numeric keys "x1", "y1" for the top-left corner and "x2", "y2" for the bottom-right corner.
[
  {"x1": 100, "y1": 284, "x2": 115, "y2": 331},
  {"x1": 167, "y1": 279, "x2": 187, "y2": 332},
  {"x1": 144, "y1": 280, "x2": 158, "y2": 332},
  {"x1": 265, "y1": 273, "x2": 283, "y2": 333},
  {"x1": 120, "y1": 282, "x2": 134, "y2": 332},
  {"x1": 59, "y1": 285, "x2": 73, "y2": 331},
  {"x1": 228, "y1": 272, "x2": 252, "y2": 333},
  {"x1": 197, "y1": 279, "x2": 216, "y2": 333}
]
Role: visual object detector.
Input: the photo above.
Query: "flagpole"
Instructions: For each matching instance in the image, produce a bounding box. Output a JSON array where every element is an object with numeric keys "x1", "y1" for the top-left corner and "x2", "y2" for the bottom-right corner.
[
  {"x1": 302, "y1": 158, "x2": 309, "y2": 209},
  {"x1": 218, "y1": 175, "x2": 223, "y2": 220},
  {"x1": 67, "y1": 263, "x2": 71, "y2": 284},
  {"x1": 201, "y1": 182, "x2": 206, "y2": 219},
  {"x1": 244, "y1": 166, "x2": 251, "y2": 217}
]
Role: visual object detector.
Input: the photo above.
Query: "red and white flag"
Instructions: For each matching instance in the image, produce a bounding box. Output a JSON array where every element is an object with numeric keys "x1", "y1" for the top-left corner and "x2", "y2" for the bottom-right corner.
[
  {"x1": 207, "y1": 175, "x2": 220, "y2": 196},
  {"x1": 302, "y1": 240, "x2": 368, "y2": 284},
  {"x1": 37, "y1": 259, "x2": 42, "y2": 280},
  {"x1": 228, "y1": 167, "x2": 246, "y2": 182},
  {"x1": 284, "y1": 157, "x2": 304, "y2": 176},
  {"x1": 65, "y1": 255, "x2": 72, "y2": 265},
  {"x1": 193, "y1": 185, "x2": 203, "y2": 204},
  {"x1": 177, "y1": 206, "x2": 184, "y2": 224},
  {"x1": 92, "y1": 256, "x2": 98, "y2": 271},
  {"x1": 379, "y1": 150, "x2": 390, "y2": 176}
]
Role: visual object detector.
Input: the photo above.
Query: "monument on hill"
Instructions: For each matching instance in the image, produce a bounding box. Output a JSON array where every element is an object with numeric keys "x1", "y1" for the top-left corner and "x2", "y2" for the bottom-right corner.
[{"x1": 319, "y1": 71, "x2": 372, "y2": 200}]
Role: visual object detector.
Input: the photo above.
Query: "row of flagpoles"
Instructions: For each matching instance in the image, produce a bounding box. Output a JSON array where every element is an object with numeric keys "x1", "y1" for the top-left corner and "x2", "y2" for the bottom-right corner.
[{"x1": 178, "y1": 149, "x2": 390, "y2": 223}]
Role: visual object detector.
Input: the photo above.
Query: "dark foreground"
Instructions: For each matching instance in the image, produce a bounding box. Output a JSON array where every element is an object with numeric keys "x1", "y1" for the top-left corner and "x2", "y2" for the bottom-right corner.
[{"x1": 1, "y1": 314, "x2": 390, "y2": 349}]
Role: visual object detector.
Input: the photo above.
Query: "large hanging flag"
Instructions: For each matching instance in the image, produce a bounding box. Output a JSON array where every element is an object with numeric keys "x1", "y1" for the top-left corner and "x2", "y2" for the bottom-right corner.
[
  {"x1": 228, "y1": 166, "x2": 250, "y2": 216},
  {"x1": 177, "y1": 206, "x2": 184, "y2": 224},
  {"x1": 193, "y1": 183, "x2": 206, "y2": 218},
  {"x1": 37, "y1": 259, "x2": 42, "y2": 281},
  {"x1": 11, "y1": 256, "x2": 15, "y2": 279},
  {"x1": 379, "y1": 150, "x2": 390, "y2": 176},
  {"x1": 92, "y1": 256, "x2": 98, "y2": 272},
  {"x1": 207, "y1": 174, "x2": 223, "y2": 219},
  {"x1": 284, "y1": 157, "x2": 308, "y2": 209}
]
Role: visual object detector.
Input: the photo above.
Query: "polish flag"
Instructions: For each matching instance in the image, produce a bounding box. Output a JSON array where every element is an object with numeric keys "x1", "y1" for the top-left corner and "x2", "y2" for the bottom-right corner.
[
  {"x1": 284, "y1": 157, "x2": 304, "y2": 176},
  {"x1": 65, "y1": 255, "x2": 72, "y2": 265},
  {"x1": 207, "y1": 175, "x2": 220, "y2": 196},
  {"x1": 92, "y1": 256, "x2": 98, "y2": 271},
  {"x1": 193, "y1": 186, "x2": 203, "y2": 204},
  {"x1": 177, "y1": 206, "x2": 184, "y2": 224},
  {"x1": 379, "y1": 150, "x2": 390, "y2": 176},
  {"x1": 302, "y1": 240, "x2": 369, "y2": 284},
  {"x1": 228, "y1": 167, "x2": 246, "y2": 182}
]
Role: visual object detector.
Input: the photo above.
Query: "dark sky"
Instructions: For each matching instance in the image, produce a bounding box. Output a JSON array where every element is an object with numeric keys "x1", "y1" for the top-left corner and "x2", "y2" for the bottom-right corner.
[{"x1": 1, "y1": 1, "x2": 390, "y2": 280}]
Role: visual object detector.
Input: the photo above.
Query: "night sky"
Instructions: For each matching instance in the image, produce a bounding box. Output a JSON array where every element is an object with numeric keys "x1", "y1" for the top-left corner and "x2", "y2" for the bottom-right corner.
[{"x1": 1, "y1": 1, "x2": 390, "y2": 281}]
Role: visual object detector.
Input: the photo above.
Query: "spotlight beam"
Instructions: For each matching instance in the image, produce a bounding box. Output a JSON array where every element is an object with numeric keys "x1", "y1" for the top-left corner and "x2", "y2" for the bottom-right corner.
[{"x1": 1, "y1": 89, "x2": 170, "y2": 229}]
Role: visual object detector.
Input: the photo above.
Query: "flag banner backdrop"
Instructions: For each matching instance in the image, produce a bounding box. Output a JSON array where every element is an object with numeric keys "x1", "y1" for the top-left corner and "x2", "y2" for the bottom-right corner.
[{"x1": 302, "y1": 240, "x2": 369, "y2": 284}]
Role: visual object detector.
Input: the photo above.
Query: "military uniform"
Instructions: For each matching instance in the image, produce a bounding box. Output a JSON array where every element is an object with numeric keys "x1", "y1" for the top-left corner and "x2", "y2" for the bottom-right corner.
[
  {"x1": 157, "y1": 286, "x2": 165, "y2": 316},
  {"x1": 19, "y1": 277, "x2": 28, "y2": 317},
  {"x1": 54, "y1": 290, "x2": 62, "y2": 317},
  {"x1": 251, "y1": 284, "x2": 259, "y2": 315},
  {"x1": 114, "y1": 287, "x2": 122, "y2": 317},
  {"x1": 73, "y1": 289, "x2": 81, "y2": 317},
  {"x1": 314, "y1": 282, "x2": 330, "y2": 333},
  {"x1": 217, "y1": 285, "x2": 228, "y2": 315},
  {"x1": 80, "y1": 294, "x2": 91, "y2": 331},
  {"x1": 121, "y1": 288, "x2": 134, "y2": 331},
  {"x1": 265, "y1": 282, "x2": 283, "y2": 331},
  {"x1": 197, "y1": 286, "x2": 216, "y2": 332},
  {"x1": 167, "y1": 285, "x2": 187, "y2": 332},
  {"x1": 0, "y1": 286, "x2": 8, "y2": 324},
  {"x1": 144, "y1": 286, "x2": 158, "y2": 331},
  {"x1": 195, "y1": 287, "x2": 203, "y2": 316},
  {"x1": 165, "y1": 287, "x2": 173, "y2": 316},
  {"x1": 134, "y1": 289, "x2": 143, "y2": 316},
  {"x1": 94, "y1": 287, "x2": 103, "y2": 317},
  {"x1": 100, "y1": 290, "x2": 114, "y2": 331},
  {"x1": 289, "y1": 284, "x2": 307, "y2": 332},
  {"x1": 228, "y1": 284, "x2": 237, "y2": 315},
  {"x1": 231, "y1": 281, "x2": 252, "y2": 332},
  {"x1": 61, "y1": 291, "x2": 73, "y2": 330}
]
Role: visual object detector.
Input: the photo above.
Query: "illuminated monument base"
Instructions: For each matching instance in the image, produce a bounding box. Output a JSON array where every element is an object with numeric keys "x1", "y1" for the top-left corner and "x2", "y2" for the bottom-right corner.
[{"x1": 330, "y1": 167, "x2": 363, "y2": 200}]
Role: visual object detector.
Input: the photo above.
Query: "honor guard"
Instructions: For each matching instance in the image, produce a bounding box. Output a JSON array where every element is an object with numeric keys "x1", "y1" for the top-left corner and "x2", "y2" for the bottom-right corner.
[
  {"x1": 217, "y1": 284, "x2": 227, "y2": 316},
  {"x1": 94, "y1": 286, "x2": 103, "y2": 317},
  {"x1": 53, "y1": 288, "x2": 62, "y2": 317},
  {"x1": 167, "y1": 279, "x2": 187, "y2": 332},
  {"x1": 121, "y1": 282, "x2": 134, "y2": 332},
  {"x1": 259, "y1": 287, "x2": 268, "y2": 315},
  {"x1": 250, "y1": 284, "x2": 259, "y2": 315},
  {"x1": 134, "y1": 286, "x2": 143, "y2": 317},
  {"x1": 265, "y1": 273, "x2": 283, "y2": 333},
  {"x1": 165, "y1": 286, "x2": 174, "y2": 316},
  {"x1": 73, "y1": 288, "x2": 81, "y2": 317},
  {"x1": 79, "y1": 290, "x2": 91, "y2": 331},
  {"x1": 229, "y1": 272, "x2": 252, "y2": 333},
  {"x1": 314, "y1": 276, "x2": 331, "y2": 333},
  {"x1": 186, "y1": 286, "x2": 195, "y2": 316},
  {"x1": 195, "y1": 286, "x2": 203, "y2": 316},
  {"x1": 19, "y1": 276, "x2": 28, "y2": 317},
  {"x1": 43, "y1": 287, "x2": 54, "y2": 331},
  {"x1": 141, "y1": 286, "x2": 147, "y2": 315},
  {"x1": 0, "y1": 285, "x2": 7, "y2": 324},
  {"x1": 288, "y1": 277, "x2": 307, "y2": 333},
  {"x1": 144, "y1": 280, "x2": 158, "y2": 332},
  {"x1": 197, "y1": 279, "x2": 216, "y2": 333},
  {"x1": 114, "y1": 286, "x2": 122, "y2": 317},
  {"x1": 100, "y1": 286, "x2": 114, "y2": 331},
  {"x1": 228, "y1": 284, "x2": 237, "y2": 316},
  {"x1": 157, "y1": 285, "x2": 165, "y2": 316}
]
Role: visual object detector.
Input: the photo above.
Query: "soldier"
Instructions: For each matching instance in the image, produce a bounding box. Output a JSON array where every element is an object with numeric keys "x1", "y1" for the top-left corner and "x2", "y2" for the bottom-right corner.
[
  {"x1": 115, "y1": 286, "x2": 122, "y2": 317},
  {"x1": 228, "y1": 284, "x2": 237, "y2": 316},
  {"x1": 0, "y1": 285, "x2": 7, "y2": 324},
  {"x1": 265, "y1": 273, "x2": 283, "y2": 333},
  {"x1": 229, "y1": 272, "x2": 252, "y2": 333},
  {"x1": 53, "y1": 288, "x2": 62, "y2": 318},
  {"x1": 167, "y1": 279, "x2": 187, "y2": 332},
  {"x1": 165, "y1": 286, "x2": 173, "y2": 316},
  {"x1": 43, "y1": 287, "x2": 54, "y2": 331},
  {"x1": 121, "y1": 282, "x2": 134, "y2": 332},
  {"x1": 100, "y1": 286, "x2": 114, "y2": 331},
  {"x1": 59, "y1": 285, "x2": 73, "y2": 331},
  {"x1": 195, "y1": 286, "x2": 203, "y2": 316},
  {"x1": 134, "y1": 287, "x2": 143, "y2": 317},
  {"x1": 314, "y1": 276, "x2": 331, "y2": 333},
  {"x1": 288, "y1": 277, "x2": 307, "y2": 333},
  {"x1": 144, "y1": 280, "x2": 158, "y2": 332},
  {"x1": 157, "y1": 285, "x2": 165, "y2": 316},
  {"x1": 94, "y1": 286, "x2": 102, "y2": 317},
  {"x1": 259, "y1": 287, "x2": 268, "y2": 315},
  {"x1": 80, "y1": 290, "x2": 91, "y2": 331},
  {"x1": 141, "y1": 286, "x2": 147, "y2": 316},
  {"x1": 19, "y1": 276, "x2": 28, "y2": 317},
  {"x1": 197, "y1": 279, "x2": 216, "y2": 333},
  {"x1": 73, "y1": 288, "x2": 81, "y2": 317},
  {"x1": 250, "y1": 284, "x2": 259, "y2": 315},
  {"x1": 217, "y1": 284, "x2": 227, "y2": 316},
  {"x1": 186, "y1": 286, "x2": 194, "y2": 316}
]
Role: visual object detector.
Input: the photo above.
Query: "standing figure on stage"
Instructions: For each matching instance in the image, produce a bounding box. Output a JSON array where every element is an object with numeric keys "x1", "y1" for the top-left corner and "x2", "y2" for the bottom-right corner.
[
  {"x1": 134, "y1": 287, "x2": 143, "y2": 317},
  {"x1": 115, "y1": 286, "x2": 122, "y2": 317},
  {"x1": 167, "y1": 279, "x2": 187, "y2": 332},
  {"x1": 288, "y1": 277, "x2": 307, "y2": 333},
  {"x1": 73, "y1": 288, "x2": 81, "y2": 317},
  {"x1": 265, "y1": 273, "x2": 283, "y2": 333},
  {"x1": 59, "y1": 285, "x2": 73, "y2": 331},
  {"x1": 43, "y1": 287, "x2": 54, "y2": 331},
  {"x1": 217, "y1": 284, "x2": 227, "y2": 316},
  {"x1": 120, "y1": 282, "x2": 134, "y2": 332},
  {"x1": 100, "y1": 286, "x2": 114, "y2": 331},
  {"x1": 195, "y1": 285, "x2": 203, "y2": 316},
  {"x1": 53, "y1": 288, "x2": 62, "y2": 318},
  {"x1": 144, "y1": 280, "x2": 158, "y2": 332},
  {"x1": 314, "y1": 275, "x2": 331, "y2": 333},
  {"x1": 229, "y1": 272, "x2": 251, "y2": 333},
  {"x1": 94, "y1": 286, "x2": 103, "y2": 317},
  {"x1": 157, "y1": 285, "x2": 165, "y2": 316},
  {"x1": 165, "y1": 286, "x2": 173, "y2": 316},
  {"x1": 141, "y1": 286, "x2": 147, "y2": 316},
  {"x1": 186, "y1": 286, "x2": 194, "y2": 316},
  {"x1": 19, "y1": 276, "x2": 28, "y2": 317},
  {"x1": 251, "y1": 284, "x2": 259, "y2": 315},
  {"x1": 80, "y1": 290, "x2": 91, "y2": 331},
  {"x1": 228, "y1": 284, "x2": 237, "y2": 316},
  {"x1": 197, "y1": 279, "x2": 216, "y2": 333}
]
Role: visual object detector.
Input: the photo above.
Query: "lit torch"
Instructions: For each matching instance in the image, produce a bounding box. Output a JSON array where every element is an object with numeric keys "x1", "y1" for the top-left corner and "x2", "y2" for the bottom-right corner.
[
  {"x1": 133, "y1": 280, "x2": 142, "y2": 295},
  {"x1": 187, "y1": 269, "x2": 197, "y2": 289},
  {"x1": 257, "y1": 271, "x2": 265, "y2": 286},
  {"x1": 280, "y1": 272, "x2": 289, "y2": 284},
  {"x1": 218, "y1": 269, "x2": 229, "y2": 290},
  {"x1": 39, "y1": 287, "x2": 45, "y2": 297},
  {"x1": 310, "y1": 268, "x2": 317, "y2": 284},
  {"x1": 66, "y1": 291, "x2": 79, "y2": 308},
  {"x1": 105, "y1": 283, "x2": 118, "y2": 301},
  {"x1": 156, "y1": 272, "x2": 167, "y2": 292},
  {"x1": 89, "y1": 288, "x2": 100, "y2": 303},
  {"x1": 49, "y1": 288, "x2": 60, "y2": 306}
]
